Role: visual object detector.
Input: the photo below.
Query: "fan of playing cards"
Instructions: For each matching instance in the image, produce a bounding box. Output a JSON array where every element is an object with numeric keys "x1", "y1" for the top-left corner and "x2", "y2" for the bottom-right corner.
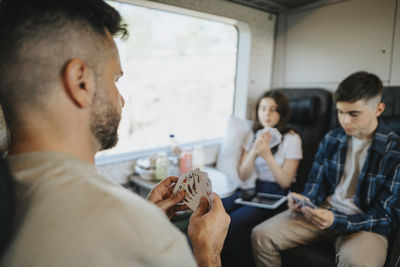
[
  {"x1": 255, "y1": 127, "x2": 282, "y2": 148},
  {"x1": 173, "y1": 168, "x2": 213, "y2": 212},
  {"x1": 290, "y1": 195, "x2": 317, "y2": 209}
]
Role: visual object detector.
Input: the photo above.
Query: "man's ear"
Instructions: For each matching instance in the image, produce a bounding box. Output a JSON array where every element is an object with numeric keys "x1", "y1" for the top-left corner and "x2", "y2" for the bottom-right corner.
[
  {"x1": 375, "y1": 102, "x2": 386, "y2": 117},
  {"x1": 63, "y1": 59, "x2": 95, "y2": 108}
]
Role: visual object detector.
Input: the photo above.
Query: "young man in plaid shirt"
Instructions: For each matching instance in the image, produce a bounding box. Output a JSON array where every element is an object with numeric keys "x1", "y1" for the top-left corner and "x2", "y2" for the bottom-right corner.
[{"x1": 252, "y1": 71, "x2": 400, "y2": 267}]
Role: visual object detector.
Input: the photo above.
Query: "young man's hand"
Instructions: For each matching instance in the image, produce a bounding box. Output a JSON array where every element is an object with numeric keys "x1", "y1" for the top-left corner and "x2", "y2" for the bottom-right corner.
[
  {"x1": 302, "y1": 207, "x2": 334, "y2": 229},
  {"x1": 288, "y1": 192, "x2": 309, "y2": 213},
  {"x1": 188, "y1": 194, "x2": 230, "y2": 267},
  {"x1": 288, "y1": 192, "x2": 334, "y2": 229},
  {"x1": 147, "y1": 176, "x2": 188, "y2": 219}
]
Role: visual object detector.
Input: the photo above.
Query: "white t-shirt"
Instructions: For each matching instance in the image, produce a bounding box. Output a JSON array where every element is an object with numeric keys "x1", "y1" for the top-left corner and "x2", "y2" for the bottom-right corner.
[
  {"x1": 2, "y1": 152, "x2": 196, "y2": 267},
  {"x1": 243, "y1": 131, "x2": 303, "y2": 183}
]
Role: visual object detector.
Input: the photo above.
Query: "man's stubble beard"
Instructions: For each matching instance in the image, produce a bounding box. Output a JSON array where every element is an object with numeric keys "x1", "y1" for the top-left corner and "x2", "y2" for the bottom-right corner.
[{"x1": 89, "y1": 86, "x2": 121, "y2": 151}]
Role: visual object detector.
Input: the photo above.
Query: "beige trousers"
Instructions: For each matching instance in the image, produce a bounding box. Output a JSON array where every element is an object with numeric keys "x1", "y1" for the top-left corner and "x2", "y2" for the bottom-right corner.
[{"x1": 251, "y1": 210, "x2": 388, "y2": 267}]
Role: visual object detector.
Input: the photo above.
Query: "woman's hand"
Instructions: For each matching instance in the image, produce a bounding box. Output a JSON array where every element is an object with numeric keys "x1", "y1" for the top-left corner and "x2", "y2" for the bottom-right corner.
[{"x1": 252, "y1": 131, "x2": 271, "y2": 156}]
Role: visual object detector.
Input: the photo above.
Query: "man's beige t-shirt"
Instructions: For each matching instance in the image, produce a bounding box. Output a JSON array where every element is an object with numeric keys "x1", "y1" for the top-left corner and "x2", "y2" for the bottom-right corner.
[{"x1": 2, "y1": 152, "x2": 196, "y2": 267}]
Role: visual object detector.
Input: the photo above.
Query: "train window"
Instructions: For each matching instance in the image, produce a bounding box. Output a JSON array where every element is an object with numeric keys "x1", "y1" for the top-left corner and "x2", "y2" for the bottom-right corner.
[{"x1": 97, "y1": 0, "x2": 246, "y2": 160}]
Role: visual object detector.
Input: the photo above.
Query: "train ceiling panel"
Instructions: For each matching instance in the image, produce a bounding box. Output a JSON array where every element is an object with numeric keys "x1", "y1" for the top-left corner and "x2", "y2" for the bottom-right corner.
[{"x1": 226, "y1": 0, "x2": 320, "y2": 13}]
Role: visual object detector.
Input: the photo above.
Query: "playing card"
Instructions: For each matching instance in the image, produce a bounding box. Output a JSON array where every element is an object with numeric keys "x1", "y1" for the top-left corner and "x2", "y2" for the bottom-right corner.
[
  {"x1": 173, "y1": 168, "x2": 213, "y2": 211},
  {"x1": 173, "y1": 170, "x2": 200, "y2": 211},
  {"x1": 193, "y1": 169, "x2": 213, "y2": 206},
  {"x1": 256, "y1": 127, "x2": 282, "y2": 148},
  {"x1": 290, "y1": 195, "x2": 316, "y2": 209},
  {"x1": 301, "y1": 199, "x2": 317, "y2": 209}
]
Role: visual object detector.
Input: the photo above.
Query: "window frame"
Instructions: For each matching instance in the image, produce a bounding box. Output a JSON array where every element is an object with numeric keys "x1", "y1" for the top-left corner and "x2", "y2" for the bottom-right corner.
[{"x1": 96, "y1": 0, "x2": 251, "y2": 165}]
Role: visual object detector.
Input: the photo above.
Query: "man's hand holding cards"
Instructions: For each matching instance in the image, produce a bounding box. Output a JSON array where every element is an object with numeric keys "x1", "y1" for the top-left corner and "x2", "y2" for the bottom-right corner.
[
  {"x1": 288, "y1": 193, "x2": 335, "y2": 229},
  {"x1": 173, "y1": 168, "x2": 213, "y2": 212},
  {"x1": 290, "y1": 194, "x2": 317, "y2": 209},
  {"x1": 288, "y1": 192, "x2": 317, "y2": 212}
]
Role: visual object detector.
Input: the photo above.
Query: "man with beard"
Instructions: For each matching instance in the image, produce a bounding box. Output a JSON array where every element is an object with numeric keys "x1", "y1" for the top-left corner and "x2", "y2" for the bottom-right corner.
[{"x1": 0, "y1": 0, "x2": 230, "y2": 266}]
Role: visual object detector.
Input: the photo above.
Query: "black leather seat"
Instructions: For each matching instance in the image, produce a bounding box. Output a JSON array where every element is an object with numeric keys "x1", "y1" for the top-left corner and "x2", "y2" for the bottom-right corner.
[
  {"x1": 0, "y1": 157, "x2": 14, "y2": 258},
  {"x1": 380, "y1": 86, "x2": 400, "y2": 135},
  {"x1": 277, "y1": 88, "x2": 336, "y2": 266},
  {"x1": 279, "y1": 88, "x2": 333, "y2": 193}
]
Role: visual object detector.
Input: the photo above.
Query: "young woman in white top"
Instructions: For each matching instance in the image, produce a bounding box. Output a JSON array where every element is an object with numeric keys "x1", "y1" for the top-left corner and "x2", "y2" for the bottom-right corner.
[{"x1": 221, "y1": 90, "x2": 303, "y2": 267}]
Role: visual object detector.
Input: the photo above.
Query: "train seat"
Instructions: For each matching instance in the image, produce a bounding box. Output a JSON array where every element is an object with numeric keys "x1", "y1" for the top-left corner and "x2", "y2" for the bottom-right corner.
[
  {"x1": 216, "y1": 88, "x2": 334, "y2": 194},
  {"x1": 0, "y1": 157, "x2": 15, "y2": 259},
  {"x1": 380, "y1": 86, "x2": 400, "y2": 135},
  {"x1": 279, "y1": 88, "x2": 333, "y2": 193}
]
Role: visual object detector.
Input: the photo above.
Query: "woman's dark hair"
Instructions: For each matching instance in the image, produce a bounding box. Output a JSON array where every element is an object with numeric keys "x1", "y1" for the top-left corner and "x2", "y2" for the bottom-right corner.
[{"x1": 253, "y1": 90, "x2": 292, "y2": 153}]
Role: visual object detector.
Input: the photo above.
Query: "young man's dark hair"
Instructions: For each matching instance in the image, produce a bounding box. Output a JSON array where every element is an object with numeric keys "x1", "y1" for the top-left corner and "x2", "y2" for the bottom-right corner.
[
  {"x1": 0, "y1": 0, "x2": 127, "y2": 122},
  {"x1": 333, "y1": 71, "x2": 383, "y2": 103}
]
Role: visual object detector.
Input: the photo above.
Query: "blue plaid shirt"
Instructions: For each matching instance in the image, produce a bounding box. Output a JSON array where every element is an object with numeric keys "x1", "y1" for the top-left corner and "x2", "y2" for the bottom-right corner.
[{"x1": 302, "y1": 119, "x2": 400, "y2": 237}]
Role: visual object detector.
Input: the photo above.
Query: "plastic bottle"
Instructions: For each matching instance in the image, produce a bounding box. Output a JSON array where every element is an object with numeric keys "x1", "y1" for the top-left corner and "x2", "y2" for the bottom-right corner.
[
  {"x1": 179, "y1": 149, "x2": 192, "y2": 175},
  {"x1": 155, "y1": 152, "x2": 168, "y2": 181},
  {"x1": 192, "y1": 145, "x2": 205, "y2": 170},
  {"x1": 168, "y1": 134, "x2": 181, "y2": 176},
  {"x1": 169, "y1": 134, "x2": 182, "y2": 155}
]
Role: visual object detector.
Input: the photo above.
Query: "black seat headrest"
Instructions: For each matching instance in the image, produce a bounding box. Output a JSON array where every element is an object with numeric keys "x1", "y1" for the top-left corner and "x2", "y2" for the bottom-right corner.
[
  {"x1": 0, "y1": 158, "x2": 14, "y2": 257},
  {"x1": 289, "y1": 96, "x2": 319, "y2": 124},
  {"x1": 381, "y1": 86, "x2": 400, "y2": 135}
]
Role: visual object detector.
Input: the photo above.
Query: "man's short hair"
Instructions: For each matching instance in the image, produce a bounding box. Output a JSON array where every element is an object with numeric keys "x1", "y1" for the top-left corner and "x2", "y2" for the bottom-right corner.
[
  {"x1": 0, "y1": 0, "x2": 128, "y2": 121},
  {"x1": 334, "y1": 71, "x2": 383, "y2": 103}
]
